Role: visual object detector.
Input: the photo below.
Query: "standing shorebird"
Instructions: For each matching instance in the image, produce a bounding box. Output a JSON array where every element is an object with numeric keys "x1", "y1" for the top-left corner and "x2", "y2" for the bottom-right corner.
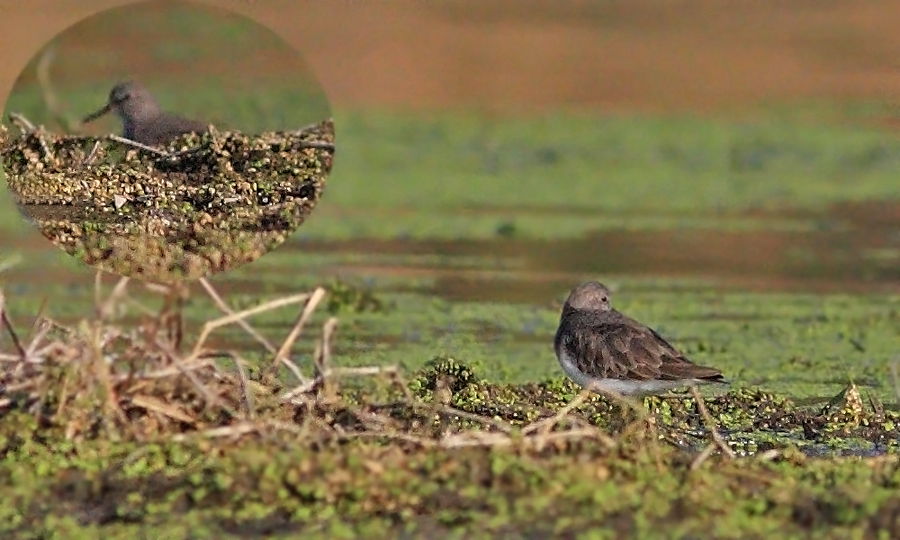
[
  {"x1": 82, "y1": 81, "x2": 209, "y2": 146},
  {"x1": 554, "y1": 281, "x2": 728, "y2": 396}
]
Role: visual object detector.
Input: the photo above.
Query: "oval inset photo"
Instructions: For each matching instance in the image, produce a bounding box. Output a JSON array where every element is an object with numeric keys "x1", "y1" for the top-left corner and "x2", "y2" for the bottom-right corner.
[{"x1": 0, "y1": 0, "x2": 334, "y2": 283}]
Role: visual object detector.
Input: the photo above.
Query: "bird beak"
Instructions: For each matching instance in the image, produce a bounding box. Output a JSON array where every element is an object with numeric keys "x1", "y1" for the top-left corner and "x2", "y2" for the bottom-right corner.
[{"x1": 82, "y1": 103, "x2": 112, "y2": 124}]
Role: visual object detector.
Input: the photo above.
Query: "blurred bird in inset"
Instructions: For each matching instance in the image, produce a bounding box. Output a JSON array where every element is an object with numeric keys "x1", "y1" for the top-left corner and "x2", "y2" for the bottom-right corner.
[{"x1": 82, "y1": 80, "x2": 209, "y2": 146}]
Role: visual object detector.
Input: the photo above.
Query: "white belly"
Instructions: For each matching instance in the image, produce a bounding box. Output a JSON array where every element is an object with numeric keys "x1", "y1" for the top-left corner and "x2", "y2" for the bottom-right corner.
[{"x1": 556, "y1": 348, "x2": 696, "y2": 396}]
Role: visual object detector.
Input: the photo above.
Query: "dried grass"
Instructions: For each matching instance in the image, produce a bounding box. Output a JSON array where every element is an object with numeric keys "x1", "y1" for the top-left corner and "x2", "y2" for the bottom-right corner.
[{"x1": 0, "y1": 271, "x2": 649, "y2": 453}]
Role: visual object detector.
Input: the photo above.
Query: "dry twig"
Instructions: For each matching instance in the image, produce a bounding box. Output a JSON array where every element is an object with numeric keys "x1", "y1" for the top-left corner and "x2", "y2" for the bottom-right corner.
[
  {"x1": 35, "y1": 46, "x2": 76, "y2": 133},
  {"x1": 189, "y1": 291, "x2": 316, "y2": 358},
  {"x1": 0, "y1": 291, "x2": 26, "y2": 359},
  {"x1": 264, "y1": 286, "x2": 328, "y2": 381},
  {"x1": 690, "y1": 386, "x2": 735, "y2": 469},
  {"x1": 7, "y1": 113, "x2": 53, "y2": 160}
]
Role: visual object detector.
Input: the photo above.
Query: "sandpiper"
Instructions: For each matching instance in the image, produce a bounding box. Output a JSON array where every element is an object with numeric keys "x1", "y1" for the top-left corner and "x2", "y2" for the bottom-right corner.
[
  {"x1": 82, "y1": 80, "x2": 209, "y2": 146},
  {"x1": 554, "y1": 281, "x2": 728, "y2": 396}
]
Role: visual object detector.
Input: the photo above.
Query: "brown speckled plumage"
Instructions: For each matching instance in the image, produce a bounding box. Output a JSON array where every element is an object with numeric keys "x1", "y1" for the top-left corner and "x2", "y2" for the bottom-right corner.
[{"x1": 554, "y1": 281, "x2": 727, "y2": 395}]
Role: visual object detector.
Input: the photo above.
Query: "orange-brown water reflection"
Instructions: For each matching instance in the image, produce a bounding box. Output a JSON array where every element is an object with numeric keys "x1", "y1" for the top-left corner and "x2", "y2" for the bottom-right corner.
[{"x1": 288, "y1": 201, "x2": 900, "y2": 303}]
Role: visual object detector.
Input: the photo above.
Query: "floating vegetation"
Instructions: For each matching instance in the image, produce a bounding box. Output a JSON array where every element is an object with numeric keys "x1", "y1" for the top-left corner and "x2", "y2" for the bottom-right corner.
[
  {"x1": 0, "y1": 116, "x2": 335, "y2": 283},
  {"x1": 325, "y1": 279, "x2": 387, "y2": 314},
  {"x1": 1, "y1": 277, "x2": 900, "y2": 537}
]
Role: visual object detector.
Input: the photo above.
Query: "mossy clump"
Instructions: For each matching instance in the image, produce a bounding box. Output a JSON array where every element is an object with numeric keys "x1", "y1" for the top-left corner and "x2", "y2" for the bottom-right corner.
[
  {"x1": 0, "y1": 118, "x2": 335, "y2": 283},
  {"x1": 325, "y1": 279, "x2": 386, "y2": 314},
  {"x1": 3, "y1": 281, "x2": 900, "y2": 538}
]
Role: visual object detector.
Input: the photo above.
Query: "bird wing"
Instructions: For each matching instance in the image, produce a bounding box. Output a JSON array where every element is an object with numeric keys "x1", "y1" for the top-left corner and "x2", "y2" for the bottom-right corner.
[
  {"x1": 640, "y1": 323, "x2": 722, "y2": 380},
  {"x1": 558, "y1": 311, "x2": 722, "y2": 381},
  {"x1": 139, "y1": 115, "x2": 208, "y2": 146}
]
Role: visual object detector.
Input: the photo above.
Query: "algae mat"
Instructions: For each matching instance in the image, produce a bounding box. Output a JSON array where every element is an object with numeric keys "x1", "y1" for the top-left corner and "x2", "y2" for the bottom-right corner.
[{"x1": 1, "y1": 279, "x2": 900, "y2": 539}]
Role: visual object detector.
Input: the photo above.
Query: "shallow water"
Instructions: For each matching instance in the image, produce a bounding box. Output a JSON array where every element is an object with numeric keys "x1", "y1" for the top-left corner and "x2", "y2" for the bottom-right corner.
[
  {"x1": 285, "y1": 200, "x2": 900, "y2": 302},
  {"x1": 1, "y1": 200, "x2": 898, "y2": 407}
]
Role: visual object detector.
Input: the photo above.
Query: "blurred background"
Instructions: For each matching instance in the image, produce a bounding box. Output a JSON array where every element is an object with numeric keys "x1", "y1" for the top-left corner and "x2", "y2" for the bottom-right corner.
[
  {"x1": 3, "y1": 0, "x2": 330, "y2": 138},
  {"x1": 1, "y1": 0, "x2": 899, "y2": 394}
]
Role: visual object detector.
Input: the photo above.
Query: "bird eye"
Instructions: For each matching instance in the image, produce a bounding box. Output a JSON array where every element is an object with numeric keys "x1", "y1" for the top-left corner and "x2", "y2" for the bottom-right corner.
[{"x1": 600, "y1": 296, "x2": 608, "y2": 303}]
